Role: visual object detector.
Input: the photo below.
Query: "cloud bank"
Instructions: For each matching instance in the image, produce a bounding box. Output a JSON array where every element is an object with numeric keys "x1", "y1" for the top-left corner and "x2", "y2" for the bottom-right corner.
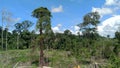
[
  {"x1": 92, "y1": 0, "x2": 120, "y2": 37},
  {"x1": 97, "y1": 15, "x2": 120, "y2": 37}
]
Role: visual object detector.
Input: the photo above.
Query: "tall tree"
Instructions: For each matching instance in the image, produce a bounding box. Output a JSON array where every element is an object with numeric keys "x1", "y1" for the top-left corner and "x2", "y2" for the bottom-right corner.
[
  {"x1": 77, "y1": 12, "x2": 100, "y2": 62},
  {"x1": 78, "y1": 12, "x2": 100, "y2": 39},
  {"x1": 1, "y1": 9, "x2": 12, "y2": 50},
  {"x1": 1, "y1": 9, "x2": 6, "y2": 50},
  {"x1": 21, "y1": 20, "x2": 33, "y2": 49},
  {"x1": 14, "y1": 23, "x2": 23, "y2": 49},
  {"x1": 32, "y1": 7, "x2": 52, "y2": 67}
]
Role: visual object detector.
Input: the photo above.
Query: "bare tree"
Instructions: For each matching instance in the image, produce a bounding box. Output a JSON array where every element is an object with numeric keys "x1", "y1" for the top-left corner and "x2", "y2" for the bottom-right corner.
[
  {"x1": 1, "y1": 9, "x2": 6, "y2": 50},
  {"x1": 1, "y1": 9, "x2": 12, "y2": 51}
]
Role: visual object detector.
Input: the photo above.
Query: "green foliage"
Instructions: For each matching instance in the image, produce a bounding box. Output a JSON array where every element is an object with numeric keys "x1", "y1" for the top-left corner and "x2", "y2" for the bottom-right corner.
[
  {"x1": 78, "y1": 12, "x2": 100, "y2": 39},
  {"x1": 109, "y1": 55, "x2": 120, "y2": 68},
  {"x1": 113, "y1": 43, "x2": 120, "y2": 56},
  {"x1": 115, "y1": 31, "x2": 120, "y2": 42},
  {"x1": 21, "y1": 20, "x2": 33, "y2": 30},
  {"x1": 32, "y1": 7, "x2": 52, "y2": 33},
  {"x1": 82, "y1": 12, "x2": 100, "y2": 26}
]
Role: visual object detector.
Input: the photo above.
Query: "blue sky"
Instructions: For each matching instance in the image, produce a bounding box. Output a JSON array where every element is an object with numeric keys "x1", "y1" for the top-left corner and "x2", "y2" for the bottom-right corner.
[{"x1": 0, "y1": 0, "x2": 120, "y2": 37}]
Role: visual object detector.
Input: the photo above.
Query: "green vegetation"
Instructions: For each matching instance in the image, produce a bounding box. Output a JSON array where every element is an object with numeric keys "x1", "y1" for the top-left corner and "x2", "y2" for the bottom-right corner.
[
  {"x1": 0, "y1": 49, "x2": 87, "y2": 68},
  {"x1": 0, "y1": 7, "x2": 120, "y2": 68}
]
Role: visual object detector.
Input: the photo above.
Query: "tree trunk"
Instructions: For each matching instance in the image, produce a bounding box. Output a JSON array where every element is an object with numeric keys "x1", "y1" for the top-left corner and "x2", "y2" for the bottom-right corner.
[
  {"x1": 39, "y1": 28, "x2": 45, "y2": 68},
  {"x1": 17, "y1": 34, "x2": 19, "y2": 49},
  {"x1": 1, "y1": 26, "x2": 3, "y2": 50},
  {"x1": 6, "y1": 28, "x2": 8, "y2": 51},
  {"x1": 2, "y1": 13, "x2": 4, "y2": 50}
]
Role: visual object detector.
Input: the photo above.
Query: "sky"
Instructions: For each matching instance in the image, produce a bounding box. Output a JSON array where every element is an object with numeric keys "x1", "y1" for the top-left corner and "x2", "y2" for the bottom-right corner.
[{"x1": 0, "y1": 0, "x2": 120, "y2": 37}]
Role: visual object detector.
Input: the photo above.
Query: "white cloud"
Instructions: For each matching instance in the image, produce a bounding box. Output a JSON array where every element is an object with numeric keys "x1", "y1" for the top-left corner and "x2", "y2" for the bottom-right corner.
[
  {"x1": 105, "y1": 0, "x2": 120, "y2": 6},
  {"x1": 105, "y1": 0, "x2": 116, "y2": 6},
  {"x1": 52, "y1": 24, "x2": 63, "y2": 33},
  {"x1": 97, "y1": 15, "x2": 120, "y2": 37},
  {"x1": 51, "y1": 5, "x2": 63, "y2": 13},
  {"x1": 92, "y1": 0, "x2": 120, "y2": 17},
  {"x1": 74, "y1": 26, "x2": 79, "y2": 31},
  {"x1": 70, "y1": 26, "x2": 81, "y2": 35},
  {"x1": 6, "y1": 17, "x2": 21, "y2": 23},
  {"x1": 74, "y1": 26, "x2": 80, "y2": 34},
  {"x1": 4, "y1": 17, "x2": 21, "y2": 27},
  {"x1": 92, "y1": 7, "x2": 113, "y2": 16}
]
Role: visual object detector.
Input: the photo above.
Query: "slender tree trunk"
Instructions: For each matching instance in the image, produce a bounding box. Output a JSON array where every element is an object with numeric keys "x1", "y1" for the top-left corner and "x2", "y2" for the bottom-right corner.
[
  {"x1": 39, "y1": 28, "x2": 45, "y2": 68},
  {"x1": 17, "y1": 34, "x2": 19, "y2": 49},
  {"x1": 1, "y1": 25, "x2": 3, "y2": 50},
  {"x1": 1, "y1": 12, "x2": 4, "y2": 50},
  {"x1": 5, "y1": 27, "x2": 8, "y2": 64},
  {"x1": 6, "y1": 28, "x2": 8, "y2": 51}
]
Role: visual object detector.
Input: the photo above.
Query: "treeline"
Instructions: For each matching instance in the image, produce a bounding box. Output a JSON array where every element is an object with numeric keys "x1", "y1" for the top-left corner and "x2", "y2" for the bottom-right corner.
[
  {"x1": 0, "y1": 20, "x2": 37, "y2": 50},
  {"x1": 0, "y1": 25, "x2": 120, "y2": 67}
]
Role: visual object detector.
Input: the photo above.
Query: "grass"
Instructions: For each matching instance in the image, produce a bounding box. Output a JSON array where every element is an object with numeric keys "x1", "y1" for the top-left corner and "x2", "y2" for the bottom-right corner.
[
  {"x1": 0, "y1": 49, "x2": 109, "y2": 68},
  {"x1": 0, "y1": 49, "x2": 78, "y2": 68}
]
